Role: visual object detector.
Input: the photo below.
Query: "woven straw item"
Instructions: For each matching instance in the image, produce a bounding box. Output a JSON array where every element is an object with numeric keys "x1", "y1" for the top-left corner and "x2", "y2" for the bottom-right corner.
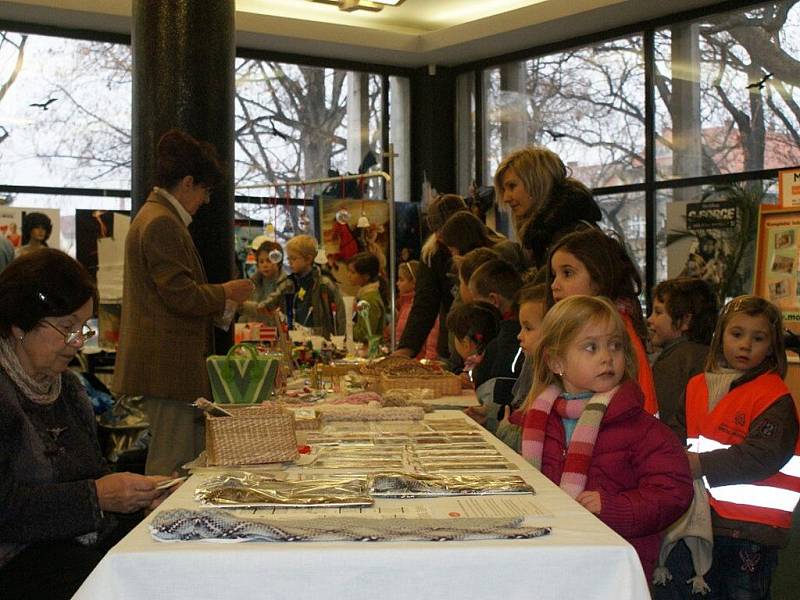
[
  {"x1": 378, "y1": 373, "x2": 461, "y2": 398},
  {"x1": 205, "y1": 404, "x2": 298, "y2": 466}
]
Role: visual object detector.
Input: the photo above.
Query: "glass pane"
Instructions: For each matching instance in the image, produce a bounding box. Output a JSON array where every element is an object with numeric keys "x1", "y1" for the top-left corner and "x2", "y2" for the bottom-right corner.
[
  {"x1": 594, "y1": 191, "x2": 647, "y2": 279},
  {"x1": 655, "y1": 1, "x2": 800, "y2": 180},
  {"x1": 455, "y1": 71, "x2": 476, "y2": 195},
  {"x1": 389, "y1": 75, "x2": 411, "y2": 203},
  {"x1": 234, "y1": 60, "x2": 387, "y2": 200},
  {"x1": 1, "y1": 193, "x2": 131, "y2": 257},
  {"x1": 483, "y1": 35, "x2": 645, "y2": 188},
  {"x1": 234, "y1": 201, "x2": 315, "y2": 277},
  {"x1": 655, "y1": 179, "x2": 778, "y2": 304},
  {"x1": 234, "y1": 201, "x2": 316, "y2": 245},
  {"x1": 0, "y1": 33, "x2": 132, "y2": 188}
]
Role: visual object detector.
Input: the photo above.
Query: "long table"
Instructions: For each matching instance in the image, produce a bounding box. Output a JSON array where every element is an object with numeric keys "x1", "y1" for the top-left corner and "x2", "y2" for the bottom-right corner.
[{"x1": 74, "y1": 411, "x2": 650, "y2": 600}]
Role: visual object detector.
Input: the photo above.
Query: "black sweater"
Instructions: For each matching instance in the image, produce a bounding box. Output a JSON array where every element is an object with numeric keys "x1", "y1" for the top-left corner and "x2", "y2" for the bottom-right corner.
[{"x1": 0, "y1": 369, "x2": 109, "y2": 565}]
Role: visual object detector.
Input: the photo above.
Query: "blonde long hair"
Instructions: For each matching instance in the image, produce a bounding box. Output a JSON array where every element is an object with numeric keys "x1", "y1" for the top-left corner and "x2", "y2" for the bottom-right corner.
[
  {"x1": 493, "y1": 146, "x2": 567, "y2": 234},
  {"x1": 521, "y1": 295, "x2": 638, "y2": 411}
]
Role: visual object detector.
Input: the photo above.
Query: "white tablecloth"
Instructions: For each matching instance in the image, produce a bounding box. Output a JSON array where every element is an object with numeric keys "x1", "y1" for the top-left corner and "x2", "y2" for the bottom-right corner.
[{"x1": 74, "y1": 412, "x2": 649, "y2": 600}]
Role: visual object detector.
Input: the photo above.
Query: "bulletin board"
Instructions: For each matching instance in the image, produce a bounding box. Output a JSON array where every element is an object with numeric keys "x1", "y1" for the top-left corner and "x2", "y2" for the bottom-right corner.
[{"x1": 753, "y1": 205, "x2": 800, "y2": 332}]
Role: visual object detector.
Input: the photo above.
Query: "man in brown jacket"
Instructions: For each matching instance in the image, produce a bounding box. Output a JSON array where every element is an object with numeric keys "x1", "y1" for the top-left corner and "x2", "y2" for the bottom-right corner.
[{"x1": 113, "y1": 130, "x2": 252, "y2": 475}]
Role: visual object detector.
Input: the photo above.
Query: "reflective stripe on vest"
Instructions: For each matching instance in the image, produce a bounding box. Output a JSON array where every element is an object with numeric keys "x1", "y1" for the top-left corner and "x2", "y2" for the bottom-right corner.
[
  {"x1": 687, "y1": 435, "x2": 800, "y2": 514},
  {"x1": 685, "y1": 373, "x2": 800, "y2": 528}
]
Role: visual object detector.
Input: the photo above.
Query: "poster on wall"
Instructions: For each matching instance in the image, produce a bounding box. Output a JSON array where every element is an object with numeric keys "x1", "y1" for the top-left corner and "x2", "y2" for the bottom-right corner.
[
  {"x1": 665, "y1": 190, "x2": 760, "y2": 305},
  {"x1": 317, "y1": 197, "x2": 389, "y2": 296},
  {"x1": 75, "y1": 210, "x2": 130, "y2": 350},
  {"x1": 0, "y1": 207, "x2": 61, "y2": 252},
  {"x1": 75, "y1": 209, "x2": 129, "y2": 285},
  {"x1": 778, "y1": 167, "x2": 800, "y2": 208},
  {"x1": 0, "y1": 209, "x2": 22, "y2": 249},
  {"x1": 753, "y1": 206, "x2": 800, "y2": 332},
  {"x1": 234, "y1": 218, "x2": 265, "y2": 279}
]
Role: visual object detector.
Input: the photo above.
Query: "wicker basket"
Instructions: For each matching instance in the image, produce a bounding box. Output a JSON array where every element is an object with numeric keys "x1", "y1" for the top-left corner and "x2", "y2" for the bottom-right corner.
[
  {"x1": 205, "y1": 404, "x2": 298, "y2": 466},
  {"x1": 378, "y1": 372, "x2": 461, "y2": 398}
]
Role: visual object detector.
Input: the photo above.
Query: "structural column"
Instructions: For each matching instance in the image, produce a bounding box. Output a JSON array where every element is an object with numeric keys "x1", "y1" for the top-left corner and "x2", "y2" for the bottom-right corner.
[
  {"x1": 131, "y1": 0, "x2": 236, "y2": 347},
  {"x1": 410, "y1": 65, "x2": 456, "y2": 203}
]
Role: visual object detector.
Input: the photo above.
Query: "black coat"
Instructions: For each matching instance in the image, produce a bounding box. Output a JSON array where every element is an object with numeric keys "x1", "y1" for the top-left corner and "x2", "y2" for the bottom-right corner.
[
  {"x1": 522, "y1": 185, "x2": 602, "y2": 268},
  {"x1": 397, "y1": 244, "x2": 454, "y2": 359}
]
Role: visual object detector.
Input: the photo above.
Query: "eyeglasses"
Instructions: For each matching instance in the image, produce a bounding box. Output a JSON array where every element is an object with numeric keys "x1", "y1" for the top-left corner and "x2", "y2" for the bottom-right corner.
[{"x1": 41, "y1": 320, "x2": 96, "y2": 347}]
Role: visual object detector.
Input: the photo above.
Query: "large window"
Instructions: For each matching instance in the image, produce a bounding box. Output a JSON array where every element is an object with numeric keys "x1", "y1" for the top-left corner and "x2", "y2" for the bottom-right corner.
[
  {"x1": 482, "y1": 35, "x2": 646, "y2": 188},
  {"x1": 467, "y1": 0, "x2": 800, "y2": 302},
  {"x1": 0, "y1": 30, "x2": 410, "y2": 257},
  {"x1": 0, "y1": 33, "x2": 132, "y2": 189},
  {"x1": 232, "y1": 60, "x2": 408, "y2": 246},
  {"x1": 655, "y1": 5, "x2": 800, "y2": 180}
]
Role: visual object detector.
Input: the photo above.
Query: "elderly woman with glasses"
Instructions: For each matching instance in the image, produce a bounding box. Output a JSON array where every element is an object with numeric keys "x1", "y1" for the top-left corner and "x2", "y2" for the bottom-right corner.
[{"x1": 0, "y1": 249, "x2": 174, "y2": 599}]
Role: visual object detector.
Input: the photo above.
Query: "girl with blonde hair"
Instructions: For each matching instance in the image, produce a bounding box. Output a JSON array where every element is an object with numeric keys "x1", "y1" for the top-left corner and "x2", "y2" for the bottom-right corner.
[{"x1": 519, "y1": 295, "x2": 692, "y2": 580}]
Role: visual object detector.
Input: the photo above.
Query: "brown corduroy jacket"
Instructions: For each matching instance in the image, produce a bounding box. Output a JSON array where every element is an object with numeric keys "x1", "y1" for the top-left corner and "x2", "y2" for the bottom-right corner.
[{"x1": 112, "y1": 191, "x2": 226, "y2": 402}]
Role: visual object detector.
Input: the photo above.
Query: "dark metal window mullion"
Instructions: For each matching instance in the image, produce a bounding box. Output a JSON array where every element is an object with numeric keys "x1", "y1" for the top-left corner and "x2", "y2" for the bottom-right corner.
[
  {"x1": 381, "y1": 73, "x2": 390, "y2": 199},
  {"x1": 474, "y1": 69, "x2": 484, "y2": 187},
  {"x1": 643, "y1": 28, "x2": 656, "y2": 311}
]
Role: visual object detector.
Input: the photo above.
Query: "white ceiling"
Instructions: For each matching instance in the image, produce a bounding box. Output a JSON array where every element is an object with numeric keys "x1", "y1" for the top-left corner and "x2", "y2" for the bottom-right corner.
[{"x1": 0, "y1": 0, "x2": 727, "y2": 67}]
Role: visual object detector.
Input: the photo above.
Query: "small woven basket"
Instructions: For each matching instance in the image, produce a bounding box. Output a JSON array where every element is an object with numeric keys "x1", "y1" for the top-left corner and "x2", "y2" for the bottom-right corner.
[
  {"x1": 205, "y1": 403, "x2": 298, "y2": 466},
  {"x1": 378, "y1": 373, "x2": 461, "y2": 398}
]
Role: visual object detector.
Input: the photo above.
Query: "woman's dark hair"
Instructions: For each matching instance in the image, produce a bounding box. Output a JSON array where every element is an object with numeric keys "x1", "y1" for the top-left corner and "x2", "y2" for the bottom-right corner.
[
  {"x1": 445, "y1": 301, "x2": 502, "y2": 354},
  {"x1": 21, "y1": 212, "x2": 53, "y2": 246},
  {"x1": 545, "y1": 226, "x2": 647, "y2": 344},
  {"x1": 0, "y1": 249, "x2": 97, "y2": 338},
  {"x1": 154, "y1": 129, "x2": 224, "y2": 191},
  {"x1": 652, "y1": 277, "x2": 717, "y2": 345},
  {"x1": 349, "y1": 251, "x2": 389, "y2": 306},
  {"x1": 439, "y1": 212, "x2": 501, "y2": 256}
]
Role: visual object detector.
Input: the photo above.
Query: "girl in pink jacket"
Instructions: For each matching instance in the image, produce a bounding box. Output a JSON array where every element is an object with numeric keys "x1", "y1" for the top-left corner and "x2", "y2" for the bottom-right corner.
[
  {"x1": 520, "y1": 295, "x2": 692, "y2": 579},
  {"x1": 395, "y1": 261, "x2": 438, "y2": 359}
]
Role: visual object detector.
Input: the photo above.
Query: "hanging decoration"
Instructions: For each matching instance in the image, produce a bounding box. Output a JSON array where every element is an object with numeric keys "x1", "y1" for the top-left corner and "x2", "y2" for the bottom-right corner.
[
  {"x1": 356, "y1": 177, "x2": 370, "y2": 228},
  {"x1": 285, "y1": 188, "x2": 294, "y2": 236},
  {"x1": 297, "y1": 184, "x2": 311, "y2": 233},
  {"x1": 335, "y1": 209, "x2": 351, "y2": 225}
]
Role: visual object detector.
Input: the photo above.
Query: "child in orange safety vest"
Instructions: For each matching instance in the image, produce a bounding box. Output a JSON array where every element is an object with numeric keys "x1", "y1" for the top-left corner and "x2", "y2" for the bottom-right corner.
[{"x1": 660, "y1": 295, "x2": 799, "y2": 599}]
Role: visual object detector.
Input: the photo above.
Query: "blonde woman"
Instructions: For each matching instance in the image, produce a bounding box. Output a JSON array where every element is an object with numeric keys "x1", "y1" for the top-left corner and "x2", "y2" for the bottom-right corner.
[{"x1": 494, "y1": 146, "x2": 601, "y2": 269}]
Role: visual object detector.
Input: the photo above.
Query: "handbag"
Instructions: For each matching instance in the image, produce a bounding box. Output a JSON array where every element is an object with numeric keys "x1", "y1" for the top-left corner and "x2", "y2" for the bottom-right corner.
[{"x1": 206, "y1": 343, "x2": 279, "y2": 404}]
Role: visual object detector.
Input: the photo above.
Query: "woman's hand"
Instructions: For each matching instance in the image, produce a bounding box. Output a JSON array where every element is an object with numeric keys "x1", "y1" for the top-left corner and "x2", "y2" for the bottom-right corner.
[
  {"x1": 145, "y1": 475, "x2": 184, "y2": 511},
  {"x1": 460, "y1": 371, "x2": 472, "y2": 388},
  {"x1": 95, "y1": 472, "x2": 164, "y2": 514},
  {"x1": 575, "y1": 491, "x2": 602, "y2": 514},
  {"x1": 224, "y1": 279, "x2": 255, "y2": 303}
]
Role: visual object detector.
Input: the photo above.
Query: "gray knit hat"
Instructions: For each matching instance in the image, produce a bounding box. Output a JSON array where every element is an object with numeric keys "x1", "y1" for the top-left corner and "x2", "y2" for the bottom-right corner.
[{"x1": 425, "y1": 194, "x2": 468, "y2": 232}]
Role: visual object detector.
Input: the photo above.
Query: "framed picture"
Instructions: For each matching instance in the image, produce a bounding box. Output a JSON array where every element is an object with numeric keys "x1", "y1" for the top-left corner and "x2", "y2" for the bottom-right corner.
[
  {"x1": 753, "y1": 205, "x2": 800, "y2": 332},
  {"x1": 317, "y1": 197, "x2": 389, "y2": 296}
]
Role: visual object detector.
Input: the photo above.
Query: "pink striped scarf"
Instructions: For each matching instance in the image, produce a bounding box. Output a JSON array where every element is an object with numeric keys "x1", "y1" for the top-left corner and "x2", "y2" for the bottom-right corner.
[{"x1": 521, "y1": 385, "x2": 618, "y2": 498}]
